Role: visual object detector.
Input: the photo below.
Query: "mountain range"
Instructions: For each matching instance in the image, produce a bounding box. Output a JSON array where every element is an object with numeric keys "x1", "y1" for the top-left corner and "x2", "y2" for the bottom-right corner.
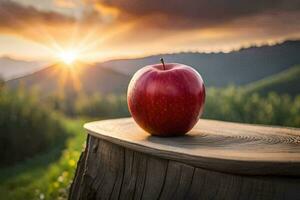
[
  {"x1": 0, "y1": 57, "x2": 46, "y2": 80},
  {"x1": 8, "y1": 63, "x2": 129, "y2": 95},
  {"x1": 101, "y1": 40, "x2": 300, "y2": 87},
  {"x1": 6, "y1": 40, "x2": 300, "y2": 96}
]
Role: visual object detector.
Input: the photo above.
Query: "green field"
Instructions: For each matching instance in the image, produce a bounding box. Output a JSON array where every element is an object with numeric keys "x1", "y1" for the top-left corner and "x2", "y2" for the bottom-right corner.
[{"x1": 0, "y1": 119, "x2": 86, "y2": 200}]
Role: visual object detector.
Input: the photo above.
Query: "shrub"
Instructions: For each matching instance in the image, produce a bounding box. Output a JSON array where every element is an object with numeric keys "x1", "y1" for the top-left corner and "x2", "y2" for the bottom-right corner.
[
  {"x1": 75, "y1": 94, "x2": 129, "y2": 118},
  {"x1": 0, "y1": 87, "x2": 68, "y2": 166},
  {"x1": 204, "y1": 87, "x2": 300, "y2": 127}
]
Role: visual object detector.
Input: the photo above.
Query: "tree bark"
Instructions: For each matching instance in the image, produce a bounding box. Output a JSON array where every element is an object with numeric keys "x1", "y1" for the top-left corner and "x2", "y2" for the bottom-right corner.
[{"x1": 69, "y1": 118, "x2": 300, "y2": 200}]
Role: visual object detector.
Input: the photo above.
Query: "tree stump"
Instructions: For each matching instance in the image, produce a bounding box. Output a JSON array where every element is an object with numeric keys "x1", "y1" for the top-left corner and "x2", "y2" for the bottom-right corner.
[{"x1": 69, "y1": 118, "x2": 300, "y2": 200}]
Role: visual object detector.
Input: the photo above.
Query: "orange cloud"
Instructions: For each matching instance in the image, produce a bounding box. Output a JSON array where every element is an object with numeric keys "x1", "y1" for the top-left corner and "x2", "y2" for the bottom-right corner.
[
  {"x1": 0, "y1": 0, "x2": 299, "y2": 62},
  {"x1": 0, "y1": 0, "x2": 75, "y2": 41},
  {"x1": 54, "y1": 0, "x2": 78, "y2": 8},
  {"x1": 91, "y1": 0, "x2": 300, "y2": 29},
  {"x1": 0, "y1": 1, "x2": 73, "y2": 26}
]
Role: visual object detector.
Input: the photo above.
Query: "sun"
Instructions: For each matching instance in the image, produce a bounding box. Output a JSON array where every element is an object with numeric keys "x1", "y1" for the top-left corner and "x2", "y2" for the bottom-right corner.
[{"x1": 58, "y1": 50, "x2": 78, "y2": 65}]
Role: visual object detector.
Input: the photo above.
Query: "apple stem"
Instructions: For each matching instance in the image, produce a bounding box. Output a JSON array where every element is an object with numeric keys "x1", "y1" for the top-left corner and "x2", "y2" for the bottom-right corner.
[{"x1": 160, "y1": 58, "x2": 166, "y2": 70}]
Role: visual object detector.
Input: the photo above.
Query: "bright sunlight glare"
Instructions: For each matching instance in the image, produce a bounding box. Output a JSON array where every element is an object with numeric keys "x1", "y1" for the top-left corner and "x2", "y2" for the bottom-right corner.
[{"x1": 58, "y1": 50, "x2": 78, "y2": 65}]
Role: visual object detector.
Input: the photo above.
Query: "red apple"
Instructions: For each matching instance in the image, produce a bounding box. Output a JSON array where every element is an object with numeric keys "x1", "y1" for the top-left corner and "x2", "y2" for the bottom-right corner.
[{"x1": 127, "y1": 59, "x2": 205, "y2": 136}]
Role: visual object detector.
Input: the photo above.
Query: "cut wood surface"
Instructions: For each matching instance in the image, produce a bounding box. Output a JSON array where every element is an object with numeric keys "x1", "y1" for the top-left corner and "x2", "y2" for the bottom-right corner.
[
  {"x1": 70, "y1": 118, "x2": 300, "y2": 200},
  {"x1": 84, "y1": 118, "x2": 300, "y2": 176}
]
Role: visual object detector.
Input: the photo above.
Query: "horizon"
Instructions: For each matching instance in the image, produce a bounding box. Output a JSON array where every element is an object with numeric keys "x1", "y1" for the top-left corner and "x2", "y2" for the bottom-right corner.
[
  {"x1": 1, "y1": 38, "x2": 300, "y2": 63},
  {"x1": 1, "y1": 38, "x2": 300, "y2": 81}
]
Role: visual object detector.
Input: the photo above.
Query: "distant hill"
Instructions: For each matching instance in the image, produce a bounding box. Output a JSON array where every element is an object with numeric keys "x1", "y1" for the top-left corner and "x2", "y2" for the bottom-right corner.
[
  {"x1": 6, "y1": 40, "x2": 300, "y2": 95},
  {"x1": 101, "y1": 40, "x2": 300, "y2": 87},
  {"x1": 244, "y1": 65, "x2": 300, "y2": 96},
  {"x1": 7, "y1": 63, "x2": 130, "y2": 95},
  {"x1": 0, "y1": 57, "x2": 46, "y2": 80}
]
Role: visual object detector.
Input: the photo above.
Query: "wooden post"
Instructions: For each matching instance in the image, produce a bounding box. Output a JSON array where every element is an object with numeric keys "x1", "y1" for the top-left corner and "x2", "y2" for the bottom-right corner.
[{"x1": 69, "y1": 118, "x2": 300, "y2": 200}]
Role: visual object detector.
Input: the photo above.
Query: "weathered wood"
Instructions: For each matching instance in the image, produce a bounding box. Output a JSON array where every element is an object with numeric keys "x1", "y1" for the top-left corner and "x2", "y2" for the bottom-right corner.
[
  {"x1": 83, "y1": 118, "x2": 300, "y2": 176},
  {"x1": 70, "y1": 118, "x2": 300, "y2": 200}
]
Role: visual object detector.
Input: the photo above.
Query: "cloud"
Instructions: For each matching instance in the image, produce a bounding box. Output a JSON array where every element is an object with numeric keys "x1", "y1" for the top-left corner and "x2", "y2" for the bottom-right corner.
[
  {"x1": 0, "y1": 0, "x2": 76, "y2": 44},
  {"x1": 0, "y1": 0, "x2": 299, "y2": 43},
  {"x1": 0, "y1": 0, "x2": 73, "y2": 27},
  {"x1": 54, "y1": 0, "x2": 77, "y2": 8},
  {"x1": 87, "y1": 0, "x2": 300, "y2": 50},
  {"x1": 0, "y1": 0, "x2": 299, "y2": 61},
  {"x1": 92, "y1": 0, "x2": 300, "y2": 28}
]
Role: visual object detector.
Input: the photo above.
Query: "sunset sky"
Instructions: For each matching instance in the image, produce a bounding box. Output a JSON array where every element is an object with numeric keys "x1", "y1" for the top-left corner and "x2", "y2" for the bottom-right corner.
[{"x1": 0, "y1": 0, "x2": 299, "y2": 62}]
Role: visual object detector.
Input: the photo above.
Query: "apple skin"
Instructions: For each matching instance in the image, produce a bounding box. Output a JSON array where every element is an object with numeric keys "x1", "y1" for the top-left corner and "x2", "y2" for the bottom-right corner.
[{"x1": 127, "y1": 62, "x2": 205, "y2": 136}]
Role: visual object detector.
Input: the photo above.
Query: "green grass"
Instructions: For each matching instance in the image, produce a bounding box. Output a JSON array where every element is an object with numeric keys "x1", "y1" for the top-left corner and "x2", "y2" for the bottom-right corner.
[
  {"x1": 0, "y1": 118, "x2": 87, "y2": 200},
  {"x1": 244, "y1": 65, "x2": 300, "y2": 96}
]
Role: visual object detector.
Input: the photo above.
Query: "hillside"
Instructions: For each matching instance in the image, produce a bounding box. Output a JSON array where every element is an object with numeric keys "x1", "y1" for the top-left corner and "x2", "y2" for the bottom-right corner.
[
  {"x1": 7, "y1": 63, "x2": 130, "y2": 95},
  {"x1": 101, "y1": 40, "x2": 300, "y2": 87},
  {"x1": 244, "y1": 65, "x2": 300, "y2": 96},
  {"x1": 0, "y1": 57, "x2": 46, "y2": 80}
]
